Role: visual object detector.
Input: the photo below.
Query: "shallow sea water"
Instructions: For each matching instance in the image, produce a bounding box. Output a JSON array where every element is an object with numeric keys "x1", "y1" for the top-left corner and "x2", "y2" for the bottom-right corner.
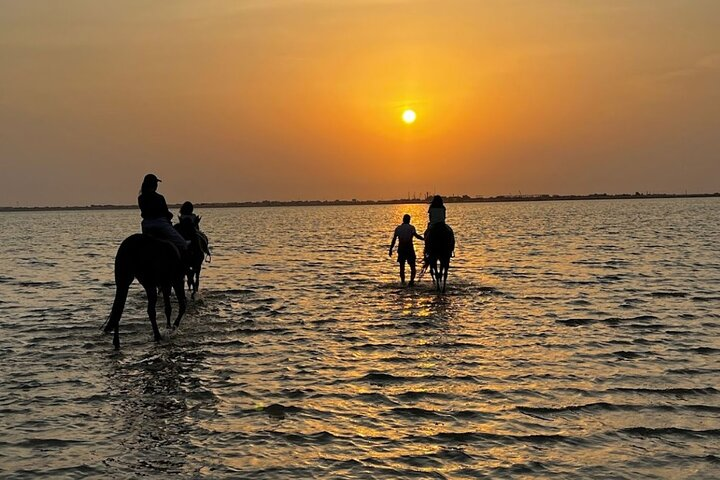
[{"x1": 1, "y1": 199, "x2": 719, "y2": 479}]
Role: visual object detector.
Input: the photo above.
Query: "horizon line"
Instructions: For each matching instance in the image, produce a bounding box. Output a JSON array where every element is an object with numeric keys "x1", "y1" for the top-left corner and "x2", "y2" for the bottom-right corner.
[{"x1": 2, "y1": 192, "x2": 719, "y2": 212}]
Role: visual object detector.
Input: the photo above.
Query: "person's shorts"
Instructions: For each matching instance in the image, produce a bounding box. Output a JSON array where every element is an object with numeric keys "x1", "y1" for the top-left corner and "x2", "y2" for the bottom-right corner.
[{"x1": 397, "y1": 245, "x2": 416, "y2": 265}]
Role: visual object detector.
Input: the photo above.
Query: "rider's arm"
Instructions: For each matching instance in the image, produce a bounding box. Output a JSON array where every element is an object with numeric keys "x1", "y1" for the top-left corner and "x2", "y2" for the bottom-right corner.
[
  {"x1": 159, "y1": 194, "x2": 173, "y2": 220},
  {"x1": 137, "y1": 195, "x2": 146, "y2": 218}
]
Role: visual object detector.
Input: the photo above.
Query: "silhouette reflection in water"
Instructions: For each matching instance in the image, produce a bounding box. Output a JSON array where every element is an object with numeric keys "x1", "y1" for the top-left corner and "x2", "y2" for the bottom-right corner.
[{"x1": 105, "y1": 344, "x2": 215, "y2": 476}]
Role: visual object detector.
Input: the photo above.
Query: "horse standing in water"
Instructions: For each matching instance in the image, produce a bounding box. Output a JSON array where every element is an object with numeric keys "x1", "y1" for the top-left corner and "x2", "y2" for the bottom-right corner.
[
  {"x1": 174, "y1": 216, "x2": 210, "y2": 296},
  {"x1": 104, "y1": 234, "x2": 187, "y2": 348},
  {"x1": 424, "y1": 224, "x2": 455, "y2": 293}
]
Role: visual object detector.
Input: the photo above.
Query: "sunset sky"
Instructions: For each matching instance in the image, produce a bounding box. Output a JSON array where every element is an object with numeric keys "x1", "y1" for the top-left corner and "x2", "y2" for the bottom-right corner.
[{"x1": 1, "y1": 0, "x2": 719, "y2": 206}]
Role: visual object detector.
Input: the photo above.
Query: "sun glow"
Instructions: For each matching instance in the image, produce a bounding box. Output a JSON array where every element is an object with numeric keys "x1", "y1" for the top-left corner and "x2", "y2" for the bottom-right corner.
[{"x1": 402, "y1": 109, "x2": 416, "y2": 124}]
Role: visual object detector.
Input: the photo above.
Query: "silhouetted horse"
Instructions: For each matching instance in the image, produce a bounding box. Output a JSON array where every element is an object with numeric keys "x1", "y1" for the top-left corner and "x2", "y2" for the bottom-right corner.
[
  {"x1": 104, "y1": 234, "x2": 187, "y2": 348},
  {"x1": 174, "y1": 217, "x2": 210, "y2": 295},
  {"x1": 424, "y1": 224, "x2": 455, "y2": 293}
]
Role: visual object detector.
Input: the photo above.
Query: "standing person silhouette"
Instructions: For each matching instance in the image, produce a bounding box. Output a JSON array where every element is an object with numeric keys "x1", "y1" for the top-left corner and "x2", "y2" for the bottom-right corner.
[
  {"x1": 389, "y1": 214, "x2": 424, "y2": 285},
  {"x1": 138, "y1": 174, "x2": 188, "y2": 253}
]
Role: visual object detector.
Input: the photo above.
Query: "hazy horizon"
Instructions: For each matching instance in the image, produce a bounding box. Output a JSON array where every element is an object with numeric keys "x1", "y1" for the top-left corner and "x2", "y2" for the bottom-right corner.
[
  {"x1": 3, "y1": 190, "x2": 720, "y2": 210},
  {"x1": 2, "y1": 0, "x2": 719, "y2": 207}
]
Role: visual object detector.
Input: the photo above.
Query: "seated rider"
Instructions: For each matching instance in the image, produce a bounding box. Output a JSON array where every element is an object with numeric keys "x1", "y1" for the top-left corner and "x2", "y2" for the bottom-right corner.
[
  {"x1": 425, "y1": 195, "x2": 448, "y2": 243},
  {"x1": 428, "y1": 194, "x2": 446, "y2": 227},
  {"x1": 177, "y1": 201, "x2": 210, "y2": 255},
  {"x1": 179, "y1": 201, "x2": 200, "y2": 229},
  {"x1": 138, "y1": 173, "x2": 189, "y2": 253}
]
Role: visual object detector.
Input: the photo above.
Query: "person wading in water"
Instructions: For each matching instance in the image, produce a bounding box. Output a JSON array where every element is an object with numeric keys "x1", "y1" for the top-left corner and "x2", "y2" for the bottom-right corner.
[{"x1": 389, "y1": 214, "x2": 424, "y2": 285}]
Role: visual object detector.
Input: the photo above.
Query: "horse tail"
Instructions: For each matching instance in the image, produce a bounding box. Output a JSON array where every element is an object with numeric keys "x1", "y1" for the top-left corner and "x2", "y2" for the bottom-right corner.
[
  {"x1": 104, "y1": 237, "x2": 136, "y2": 332},
  {"x1": 105, "y1": 281, "x2": 129, "y2": 332}
]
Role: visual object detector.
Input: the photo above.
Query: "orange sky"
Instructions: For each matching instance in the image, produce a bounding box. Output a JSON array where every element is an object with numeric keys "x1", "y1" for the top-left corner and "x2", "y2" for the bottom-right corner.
[{"x1": 1, "y1": 0, "x2": 719, "y2": 206}]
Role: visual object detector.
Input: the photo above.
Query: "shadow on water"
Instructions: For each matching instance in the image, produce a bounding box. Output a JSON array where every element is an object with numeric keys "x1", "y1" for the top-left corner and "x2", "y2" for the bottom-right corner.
[{"x1": 103, "y1": 342, "x2": 214, "y2": 476}]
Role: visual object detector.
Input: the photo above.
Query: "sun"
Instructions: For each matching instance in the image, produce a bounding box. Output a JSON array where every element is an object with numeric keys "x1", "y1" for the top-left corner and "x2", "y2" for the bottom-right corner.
[{"x1": 402, "y1": 109, "x2": 417, "y2": 124}]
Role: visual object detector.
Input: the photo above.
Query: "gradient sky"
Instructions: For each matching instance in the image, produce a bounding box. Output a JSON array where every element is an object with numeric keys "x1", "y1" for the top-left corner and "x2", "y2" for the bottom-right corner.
[{"x1": 1, "y1": 0, "x2": 719, "y2": 206}]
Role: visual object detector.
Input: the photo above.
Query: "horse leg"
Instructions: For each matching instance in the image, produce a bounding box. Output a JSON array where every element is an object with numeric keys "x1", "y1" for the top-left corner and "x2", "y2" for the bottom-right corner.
[
  {"x1": 143, "y1": 284, "x2": 162, "y2": 342},
  {"x1": 436, "y1": 263, "x2": 442, "y2": 292},
  {"x1": 106, "y1": 274, "x2": 131, "y2": 350},
  {"x1": 161, "y1": 285, "x2": 172, "y2": 329},
  {"x1": 173, "y1": 277, "x2": 187, "y2": 329},
  {"x1": 194, "y1": 263, "x2": 201, "y2": 294},
  {"x1": 442, "y1": 259, "x2": 449, "y2": 293}
]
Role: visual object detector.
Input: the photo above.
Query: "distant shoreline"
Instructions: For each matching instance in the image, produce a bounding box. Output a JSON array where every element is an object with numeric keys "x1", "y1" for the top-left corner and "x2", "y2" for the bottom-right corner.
[{"x1": 1, "y1": 192, "x2": 718, "y2": 212}]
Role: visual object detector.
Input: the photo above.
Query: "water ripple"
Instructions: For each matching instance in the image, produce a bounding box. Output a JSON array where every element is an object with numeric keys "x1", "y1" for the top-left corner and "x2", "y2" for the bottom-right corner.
[{"x1": 1, "y1": 200, "x2": 720, "y2": 479}]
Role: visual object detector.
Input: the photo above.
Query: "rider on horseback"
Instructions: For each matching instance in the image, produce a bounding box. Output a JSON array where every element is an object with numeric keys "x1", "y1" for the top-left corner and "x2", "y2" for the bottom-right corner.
[
  {"x1": 177, "y1": 201, "x2": 211, "y2": 257},
  {"x1": 179, "y1": 201, "x2": 200, "y2": 227},
  {"x1": 423, "y1": 195, "x2": 455, "y2": 292},
  {"x1": 428, "y1": 195, "x2": 446, "y2": 225},
  {"x1": 425, "y1": 195, "x2": 452, "y2": 245},
  {"x1": 138, "y1": 174, "x2": 189, "y2": 253}
]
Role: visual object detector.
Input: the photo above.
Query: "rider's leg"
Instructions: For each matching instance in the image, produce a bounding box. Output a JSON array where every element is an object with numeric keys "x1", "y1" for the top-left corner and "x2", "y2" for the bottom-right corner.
[
  {"x1": 163, "y1": 223, "x2": 191, "y2": 252},
  {"x1": 142, "y1": 221, "x2": 190, "y2": 253}
]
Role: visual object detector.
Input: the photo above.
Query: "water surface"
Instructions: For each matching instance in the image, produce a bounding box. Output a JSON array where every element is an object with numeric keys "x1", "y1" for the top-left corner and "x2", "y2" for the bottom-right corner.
[{"x1": 1, "y1": 199, "x2": 719, "y2": 478}]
